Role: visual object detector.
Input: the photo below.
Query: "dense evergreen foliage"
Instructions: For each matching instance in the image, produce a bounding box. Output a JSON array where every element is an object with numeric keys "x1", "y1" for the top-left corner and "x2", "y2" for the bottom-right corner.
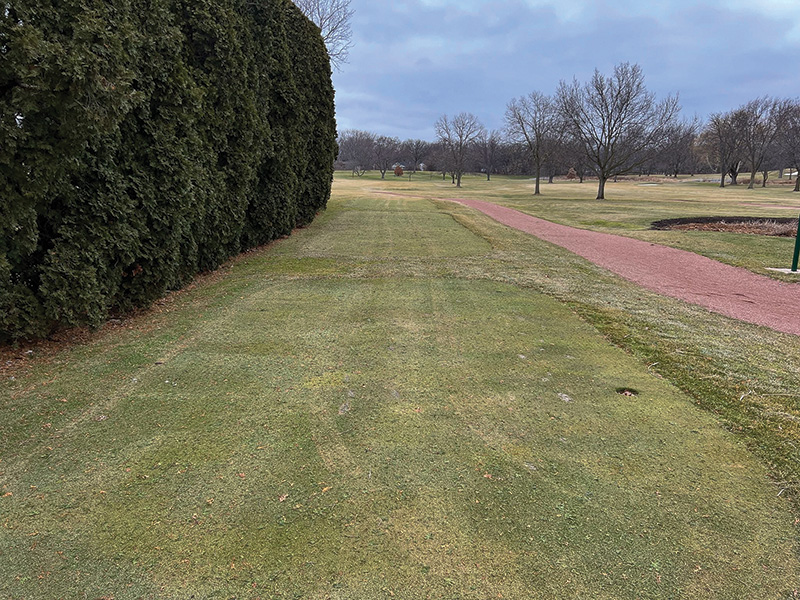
[{"x1": 0, "y1": 0, "x2": 336, "y2": 342}]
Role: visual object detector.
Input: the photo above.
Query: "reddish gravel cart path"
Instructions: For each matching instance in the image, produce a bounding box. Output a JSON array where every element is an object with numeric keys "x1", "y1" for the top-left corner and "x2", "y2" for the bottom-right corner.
[{"x1": 453, "y1": 198, "x2": 800, "y2": 337}]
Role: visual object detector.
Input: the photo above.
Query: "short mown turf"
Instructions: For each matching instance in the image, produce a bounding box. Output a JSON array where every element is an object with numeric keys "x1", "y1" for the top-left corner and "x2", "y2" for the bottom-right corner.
[{"x1": 1, "y1": 178, "x2": 798, "y2": 598}]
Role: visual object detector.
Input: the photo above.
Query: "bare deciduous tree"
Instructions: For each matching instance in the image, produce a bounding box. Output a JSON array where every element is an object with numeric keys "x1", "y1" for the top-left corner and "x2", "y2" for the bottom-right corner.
[
  {"x1": 423, "y1": 142, "x2": 449, "y2": 180},
  {"x1": 556, "y1": 63, "x2": 680, "y2": 199},
  {"x1": 706, "y1": 110, "x2": 745, "y2": 187},
  {"x1": 504, "y1": 92, "x2": 560, "y2": 195},
  {"x1": 778, "y1": 100, "x2": 800, "y2": 192},
  {"x1": 661, "y1": 117, "x2": 700, "y2": 178},
  {"x1": 401, "y1": 139, "x2": 431, "y2": 178},
  {"x1": 337, "y1": 129, "x2": 374, "y2": 176},
  {"x1": 561, "y1": 139, "x2": 590, "y2": 183},
  {"x1": 737, "y1": 97, "x2": 787, "y2": 189},
  {"x1": 435, "y1": 113, "x2": 485, "y2": 187},
  {"x1": 373, "y1": 135, "x2": 400, "y2": 179},
  {"x1": 293, "y1": 0, "x2": 354, "y2": 70},
  {"x1": 475, "y1": 130, "x2": 502, "y2": 181}
]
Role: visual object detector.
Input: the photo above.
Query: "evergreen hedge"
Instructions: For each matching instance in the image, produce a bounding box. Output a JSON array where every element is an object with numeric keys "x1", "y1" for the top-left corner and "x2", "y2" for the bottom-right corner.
[{"x1": 0, "y1": 0, "x2": 336, "y2": 342}]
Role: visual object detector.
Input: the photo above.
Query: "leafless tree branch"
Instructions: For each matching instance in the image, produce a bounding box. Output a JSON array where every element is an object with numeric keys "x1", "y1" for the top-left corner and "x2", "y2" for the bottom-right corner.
[
  {"x1": 556, "y1": 63, "x2": 680, "y2": 199},
  {"x1": 293, "y1": 0, "x2": 354, "y2": 70},
  {"x1": 435, "y1": 113, "x2": 486, "y2": 187}
]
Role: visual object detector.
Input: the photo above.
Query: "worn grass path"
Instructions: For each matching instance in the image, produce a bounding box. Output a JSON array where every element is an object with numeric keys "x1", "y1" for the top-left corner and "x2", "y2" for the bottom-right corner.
[{"x1": 1, "y1": 181, "x2": 799, "y2": 598}]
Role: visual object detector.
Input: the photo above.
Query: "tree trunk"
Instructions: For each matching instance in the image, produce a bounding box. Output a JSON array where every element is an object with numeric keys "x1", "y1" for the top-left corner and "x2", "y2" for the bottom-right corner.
[
  {"x1": 795, "y1": 176, "x2": 800, "y2": 192},
  {"x1": 456, "y1": 172, "x2": 462, "y2": 187},
  {"x1": 719, "y1": 169, "x2": 726, "y2": 188},
  {"x1": 762, "y1": 169, "x2": 769, "y2": 188},
  {"x1": 748, "y1": 169, "x2": 756, "y2": 189},
  {"x1": 596, "y1": 176, "x2": 607, "y2": 200},
  {"x1": 730, "y1": 163, "x2": 740, "y2": 186},
  {"x1": 486, "y1": 172, "x2": 491, "y2": 181}
]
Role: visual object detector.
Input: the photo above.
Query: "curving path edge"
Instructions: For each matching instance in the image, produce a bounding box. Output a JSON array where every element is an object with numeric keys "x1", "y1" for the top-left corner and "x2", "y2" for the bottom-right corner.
[{"x1": 452, "y1": 198, "x2": 800, "y2": 337}]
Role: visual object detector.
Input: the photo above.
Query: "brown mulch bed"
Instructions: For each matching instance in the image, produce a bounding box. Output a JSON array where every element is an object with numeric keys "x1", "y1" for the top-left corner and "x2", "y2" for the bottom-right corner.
[{"x1": 652, "y1": 217, "x2": 798, "y2": 237}]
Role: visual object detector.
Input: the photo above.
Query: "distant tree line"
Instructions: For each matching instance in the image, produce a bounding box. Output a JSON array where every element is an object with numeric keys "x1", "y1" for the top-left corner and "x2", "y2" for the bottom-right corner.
[
  {"x1": 0, "y1": 0, "x2": 337, "y2": 342},
  {"x1": 337, "y1": 62, "x2": 800, "y2": 198}
]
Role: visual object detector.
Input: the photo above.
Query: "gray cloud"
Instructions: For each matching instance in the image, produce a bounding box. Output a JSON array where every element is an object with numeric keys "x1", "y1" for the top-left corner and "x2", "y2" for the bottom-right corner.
[{"x1": 332, "y1": 0, "x2": 800, "y2": 139}]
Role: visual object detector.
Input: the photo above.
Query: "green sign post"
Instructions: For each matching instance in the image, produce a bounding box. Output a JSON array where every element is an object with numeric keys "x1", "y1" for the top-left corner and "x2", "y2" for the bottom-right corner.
[{"x1": 793, "y1": 213, "x2": 800, "y2": 272}]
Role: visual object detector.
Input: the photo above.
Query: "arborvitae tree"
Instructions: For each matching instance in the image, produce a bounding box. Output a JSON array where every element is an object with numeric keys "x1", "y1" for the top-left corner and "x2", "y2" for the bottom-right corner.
[
  {"x1": 286, "y1": 3, "x2": 337, "y2": 224},
  {"x1": 0, "y1": 0, "x2": 337, "y2": 342}
]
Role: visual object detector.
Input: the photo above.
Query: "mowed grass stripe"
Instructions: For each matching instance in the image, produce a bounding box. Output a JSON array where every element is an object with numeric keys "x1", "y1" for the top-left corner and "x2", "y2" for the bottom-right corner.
[
  {"x1": 1, "y1": 188, "x2": 798, "y2": 598},
  {"x1": 298, "y1": 198, "x2": 491, "y2": 259}
]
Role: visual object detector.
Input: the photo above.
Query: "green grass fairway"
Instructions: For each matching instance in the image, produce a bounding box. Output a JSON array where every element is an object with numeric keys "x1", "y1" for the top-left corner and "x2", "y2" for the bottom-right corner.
[
  {"x1": 2, "y1": 178, "x2": 799, "y2": 598},
  {"x1": 346, "y1": 172, "x2": 800, "y2": 280}
]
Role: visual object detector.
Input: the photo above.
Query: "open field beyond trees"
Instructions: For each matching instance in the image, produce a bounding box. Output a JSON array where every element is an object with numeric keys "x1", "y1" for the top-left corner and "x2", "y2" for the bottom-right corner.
[{"x1": 2, "y1": 175, "x2": 800, "y2": 598}]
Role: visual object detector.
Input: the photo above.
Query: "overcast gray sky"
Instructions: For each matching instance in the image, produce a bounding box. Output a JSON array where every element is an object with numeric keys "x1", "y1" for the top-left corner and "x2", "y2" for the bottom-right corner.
[{"x1": 331, "y1": 0, "x2": 800, "y2": 139}]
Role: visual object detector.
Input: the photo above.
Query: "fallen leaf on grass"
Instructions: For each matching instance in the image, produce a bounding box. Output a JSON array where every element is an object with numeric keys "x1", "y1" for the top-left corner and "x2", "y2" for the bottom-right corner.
[{"x1": 279, "y1": 494, "x2": 288, "y2": 502}]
